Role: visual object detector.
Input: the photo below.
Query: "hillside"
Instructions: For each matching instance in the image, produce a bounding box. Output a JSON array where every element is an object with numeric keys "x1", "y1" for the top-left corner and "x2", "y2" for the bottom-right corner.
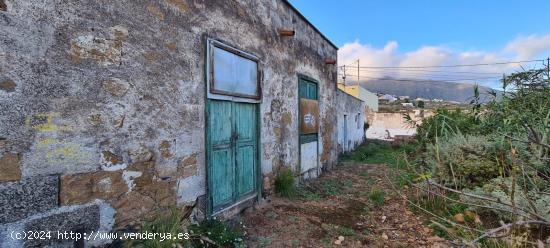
[{"x1": 359, "y1": 79, "x2": 498, "y2": 102}]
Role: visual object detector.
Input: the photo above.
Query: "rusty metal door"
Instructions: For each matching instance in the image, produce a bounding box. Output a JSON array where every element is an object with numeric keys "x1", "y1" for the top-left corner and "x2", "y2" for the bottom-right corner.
[{"x1": 298, "y1": 76, "x2": 319, "y2": 179}]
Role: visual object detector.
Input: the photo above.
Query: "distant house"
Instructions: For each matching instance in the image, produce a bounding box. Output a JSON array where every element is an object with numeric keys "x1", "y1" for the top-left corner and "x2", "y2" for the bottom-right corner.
[
  {"x1": 337, "y1": 84, "x2": 379, "y2": 111},
  {"x1": 401, "y1": 102, "x2": 414, "y2": 108},
  {"x1": 398, "y1": 96, "x2": 410, "y2": 101},
  {"x1": 379, "y1": 94, "x2": 397, "y2": 103}
]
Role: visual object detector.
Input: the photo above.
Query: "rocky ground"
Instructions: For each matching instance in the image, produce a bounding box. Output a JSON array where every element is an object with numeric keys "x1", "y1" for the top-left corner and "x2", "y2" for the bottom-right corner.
[{"x1": 241, "y1": 163, "x2": 451, "y2": 247}]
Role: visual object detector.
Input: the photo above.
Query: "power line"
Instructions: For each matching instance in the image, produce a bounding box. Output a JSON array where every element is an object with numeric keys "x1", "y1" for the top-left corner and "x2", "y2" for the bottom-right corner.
[
  {"x1": 338, "y1": 71, "x2": 502, "y2": 80},
  {"x1": 338, "y1": 59, "x2": 544, "y2": 69},
  {"x1": 337, "y1": 74, "x2": 501, "y2": 83},
  {"x1": 342, "y1": 67, "x2": 504, "y2": 75},
  {"x1": 340, "y1": 70, "x2": 503, "y2": 79}
]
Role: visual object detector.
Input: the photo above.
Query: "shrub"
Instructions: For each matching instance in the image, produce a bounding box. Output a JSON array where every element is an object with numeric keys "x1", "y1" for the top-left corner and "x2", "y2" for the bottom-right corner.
[
  {"x1": 415, "y1": 108, "x2": 479, "y2": 145},
  {"x1": 462, "y1": 177, "x2": 550, "y2": 222},
  {"x1": 274, "y1": 168, "x2": 295, "y2": 198},
  {"x1": 424, "y1": 134, "x2": 503, "y2": 188}
]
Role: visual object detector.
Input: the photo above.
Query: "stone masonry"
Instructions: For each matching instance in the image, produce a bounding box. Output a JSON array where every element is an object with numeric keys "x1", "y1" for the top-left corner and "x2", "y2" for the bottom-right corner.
[{"x1": 0, "y1": 0, "x2": 340, "y2": 246}]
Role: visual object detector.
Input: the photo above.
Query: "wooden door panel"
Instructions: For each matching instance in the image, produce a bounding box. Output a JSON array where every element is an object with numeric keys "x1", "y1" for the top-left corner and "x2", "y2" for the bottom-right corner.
[
  {"x1": 208, "y1": 100, "x2": 257, "y2": 212},
  {"x1": 210, "y1": 101, "x2": 232, "y2": 144},
  {"x1": 236, "y1": 145, "x2": 255, "y2": 195},
  {"x1": 208, "y1": 100, "x2": 233, "y2": 210},
  {"x1": 234, "y1": 102, "x2": 257, "y2": 198},
  {"x1": 211, "y1": 149, "x2": 233, "y2": 208}
]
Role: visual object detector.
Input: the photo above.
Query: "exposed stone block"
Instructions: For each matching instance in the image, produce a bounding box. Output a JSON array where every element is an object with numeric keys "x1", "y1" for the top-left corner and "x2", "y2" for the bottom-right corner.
[
  {"x1": 0, "y1": 176, "x2": 58, "y2": 224},
  {"x1": 0, "y1": 79, "x2": 16, "y2": 92},
  {"x1": 112, "y1": 191, "x2": 156, "y2": 229},
  {"x1": 60, "y1": 171, "x2": 128, "y2": 205},
  {"x1": 128, "y1": 145, "x2": 153, "y2": 163},
  {"x1": 177, "y1": 153, "x2": 197, "y2": 178},
  {"x1": 159, "y1": 140, "x2": 173, "y2": 159},
  {"x1": 102, "y1": 78, "x2": 130, "y2": 96},
  {"x1": 23, "y1": 204, "x2": 100, "y2": 247},
  {"x1": 69, "y1": 26, "x2": 128, "y2": 66},
  {"x1": 0, "y1": 153, "x2": 21, "y2": 182}
]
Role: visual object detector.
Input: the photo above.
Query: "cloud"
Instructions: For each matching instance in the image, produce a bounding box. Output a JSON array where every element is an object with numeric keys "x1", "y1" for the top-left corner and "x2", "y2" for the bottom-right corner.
[
  {"x1": 338, "y1": 34, "x2": 550, "y2": 88},
  {"x1": 505, "y1": 34, "x2": 550, "y2": 60}
]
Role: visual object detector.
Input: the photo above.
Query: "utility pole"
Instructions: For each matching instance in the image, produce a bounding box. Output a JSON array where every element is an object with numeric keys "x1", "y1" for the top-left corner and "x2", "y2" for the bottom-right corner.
[
  {"x1": 357, "y1": 59, "x2": 360, "y2": 87},
  {"x1": 547, "y1": 57, "x2": 549, "y2": 76},
  {"x1": 343, "y1": 65, "x2": 346, "y2": 86}
]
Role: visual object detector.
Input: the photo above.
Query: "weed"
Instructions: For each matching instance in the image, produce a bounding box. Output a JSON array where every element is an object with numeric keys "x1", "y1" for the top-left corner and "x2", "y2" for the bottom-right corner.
[
  {"x1": 368, "y1": 187, "x2": 385, "y2": 207},
  {"x1": 266, "y1": 211, "x2": 278, "y2": 220},
  {"x1": 323, "y1": 180, "x2": 341, "y2": 196},
  {"x1": 125, "y1": 208, "x2": 185, "y2": 248},
  {"x1": 361, "y1": 206, "x2": 370, "y2": 217},
  {"x1": 298, "y1": 187, "x2": 322, "y2": 200},
  {"x1": 189, "y1": 219, "x2": 244, "y2": 247},
  {"x1": 341, "y1": 143, "x2": 419, "y2": 169},
  {"x1": 337, "y1": 226, "x2": 356, "y2": 237},
  {"x1": 343, "y1": 179, "x2": 354, "y2": 188},
  {"x1": 258, "y1": 236, "x2": 272, "y2": 247},
  {"x1": 288, "y1": 215, "x2": 298, "y2": 223},
  {"x1": 320, "y1": 236, "x2": 332, "y2": 247},
  {"x1": 275, "y1": 168, "x2": 295, "y2": 198},
  {"x1": 359, "y1": 171, "x2": 369, "y2": 178},
  {"x1": 291, "y1": 239, "x2": 300, "y2": 246}
]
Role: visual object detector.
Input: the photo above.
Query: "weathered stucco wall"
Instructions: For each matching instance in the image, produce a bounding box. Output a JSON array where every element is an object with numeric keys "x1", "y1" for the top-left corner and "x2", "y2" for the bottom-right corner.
[
  {"x1": 365, "y1": 110, "x2": 434, "y2": 140},
  {"x1": 0, "y1": 0, "x2": 338, "y2": 246},
  {"x1": 336, "y1": 90, "x2": 365, "y2": 153}
]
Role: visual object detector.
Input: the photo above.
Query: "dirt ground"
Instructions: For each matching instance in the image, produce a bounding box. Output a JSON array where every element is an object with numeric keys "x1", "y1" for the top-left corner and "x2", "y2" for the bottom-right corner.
[{"x1": 241, "y1": 163, "x2": 451, "y2": 247}]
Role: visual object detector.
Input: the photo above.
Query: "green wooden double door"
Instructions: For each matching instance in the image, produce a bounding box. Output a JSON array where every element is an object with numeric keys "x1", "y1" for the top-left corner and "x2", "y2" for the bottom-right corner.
[{"x1": 207, "y1": 100, "x2": 258, "y2": 213}]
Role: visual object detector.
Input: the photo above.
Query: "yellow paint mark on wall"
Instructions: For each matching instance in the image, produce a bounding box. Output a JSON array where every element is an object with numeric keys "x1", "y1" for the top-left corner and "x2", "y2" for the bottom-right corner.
[
  {"x1": 46, "y1": 143, "x2": 79, "y2": 160},
  {"x1": 25, "y1": 112, "x2": 71, "y2": 132},
  {"x1": 36, "y1": 138, "x2": 93, "y2": 165}
]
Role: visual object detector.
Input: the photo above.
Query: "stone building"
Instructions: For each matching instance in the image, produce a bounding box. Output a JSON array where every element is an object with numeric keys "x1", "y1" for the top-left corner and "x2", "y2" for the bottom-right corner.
[
  {"x1": 0, "y1": 0, "x2": 345, "y2": 246},
  {"x1": 336, "y1": 90, "x2": 366, "y2": 153}
]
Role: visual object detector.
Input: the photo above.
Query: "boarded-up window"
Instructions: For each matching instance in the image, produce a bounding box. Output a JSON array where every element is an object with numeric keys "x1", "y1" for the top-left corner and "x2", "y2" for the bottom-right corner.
[
  {"x1": 300, "y1": 98, "x2": 319, "y2": 134},
  {"x1": 210, "y1": 45, "x2": 260, "y2": 99}
]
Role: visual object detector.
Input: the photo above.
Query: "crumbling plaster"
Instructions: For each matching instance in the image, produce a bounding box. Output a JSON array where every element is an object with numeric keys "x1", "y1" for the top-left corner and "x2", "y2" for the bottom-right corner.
[{"x1": 0, "y1": 0, "x2": 338, "y2": 237}]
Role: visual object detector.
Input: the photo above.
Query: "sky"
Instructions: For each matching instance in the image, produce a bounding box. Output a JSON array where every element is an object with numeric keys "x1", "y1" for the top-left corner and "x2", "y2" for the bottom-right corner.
[{"x1": 288, "y1": 0, "x2": 550, "y2": 88}]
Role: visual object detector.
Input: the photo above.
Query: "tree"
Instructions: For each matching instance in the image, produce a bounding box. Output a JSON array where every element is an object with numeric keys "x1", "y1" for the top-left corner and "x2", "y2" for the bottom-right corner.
[{"x1": 416, "y1": 100, "x2": 425, "y2": 108}]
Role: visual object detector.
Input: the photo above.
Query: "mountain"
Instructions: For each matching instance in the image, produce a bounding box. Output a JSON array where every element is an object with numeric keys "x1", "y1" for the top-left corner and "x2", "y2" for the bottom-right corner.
[{"x1": 358, "y1": 78, "x2": 499, "y2": 103}]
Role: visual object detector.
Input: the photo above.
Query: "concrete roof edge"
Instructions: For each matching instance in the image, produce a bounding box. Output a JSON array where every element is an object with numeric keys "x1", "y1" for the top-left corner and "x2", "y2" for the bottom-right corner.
[{"x1": 282, "y1": 0, "x2": 339, "y2": 50}]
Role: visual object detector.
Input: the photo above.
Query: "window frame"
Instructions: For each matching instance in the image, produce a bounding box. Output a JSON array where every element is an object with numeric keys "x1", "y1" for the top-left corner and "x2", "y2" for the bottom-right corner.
[{"x1": 207, "y1": 39, "x2": 262, "y2": 101}]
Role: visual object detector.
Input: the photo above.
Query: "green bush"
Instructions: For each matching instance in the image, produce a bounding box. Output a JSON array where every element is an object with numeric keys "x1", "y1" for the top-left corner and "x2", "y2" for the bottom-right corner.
[
  {"x1": 274, "y1": 168, "x2": 295, "y2": 198},
  {"x1": 415, "y1": 108, "x2": 479, "y2": 145},
  {"x1": 424, "y1": 134, "x2": 503, "y2": 188}
]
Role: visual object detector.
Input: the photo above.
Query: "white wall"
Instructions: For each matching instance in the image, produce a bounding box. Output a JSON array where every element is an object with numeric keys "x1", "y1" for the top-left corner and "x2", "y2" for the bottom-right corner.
[{"x1": 336, "y1": 90, "x2": 366, "y2": 153}]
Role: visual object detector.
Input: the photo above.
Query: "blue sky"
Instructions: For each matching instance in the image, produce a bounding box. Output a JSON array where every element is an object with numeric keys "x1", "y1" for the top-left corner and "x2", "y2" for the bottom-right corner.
[{"x1": 289, "y1": 0, "x2": 550, "y2": 88}]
